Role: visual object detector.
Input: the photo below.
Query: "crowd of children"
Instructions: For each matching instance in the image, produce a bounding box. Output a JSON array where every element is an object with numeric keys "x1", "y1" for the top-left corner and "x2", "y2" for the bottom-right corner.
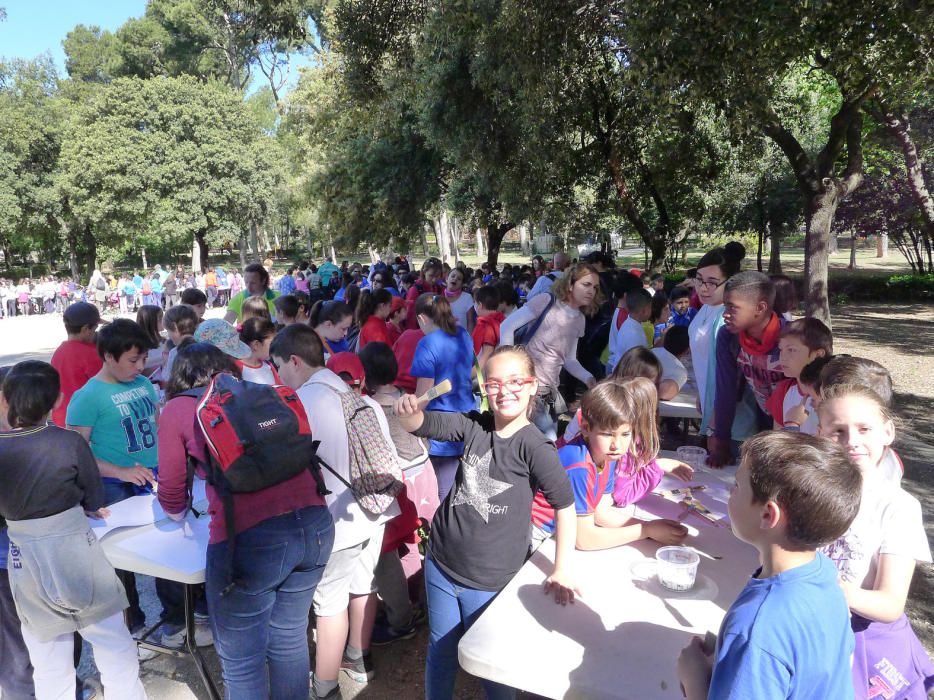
[{"x1": 0, "y1": 247, "x2": 932, "y2": 700}]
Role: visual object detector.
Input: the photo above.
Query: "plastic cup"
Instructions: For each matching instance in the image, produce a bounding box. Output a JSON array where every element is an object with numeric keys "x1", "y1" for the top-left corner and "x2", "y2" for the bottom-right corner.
[
  {"x1": 677, "y1": 446, "x2": 708, "y2": 470},
  {"x1": 656, "y1": 546, "x2": 700, "y2": 591}
]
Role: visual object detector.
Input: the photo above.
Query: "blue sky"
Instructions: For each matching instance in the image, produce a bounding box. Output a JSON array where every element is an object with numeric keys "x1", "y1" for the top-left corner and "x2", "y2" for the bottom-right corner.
[
  {"x1": 0, "y1": 0, "x2": 313, "y2": 91},
  {"x1": 0, "y1": 0, "x2": 147, "y2": 73}
]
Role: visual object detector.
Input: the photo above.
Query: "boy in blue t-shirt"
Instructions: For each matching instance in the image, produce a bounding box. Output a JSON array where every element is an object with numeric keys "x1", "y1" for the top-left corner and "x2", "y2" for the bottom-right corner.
[
  {"x1": 677, "y1": 431, "x2": 862, "y2": 700},
  {"x1": 531, "y1": 382, "x2": 687, "y2": 550},
  {"x1": 66, "y1": 318, "x2": 159, "y2": 635}
]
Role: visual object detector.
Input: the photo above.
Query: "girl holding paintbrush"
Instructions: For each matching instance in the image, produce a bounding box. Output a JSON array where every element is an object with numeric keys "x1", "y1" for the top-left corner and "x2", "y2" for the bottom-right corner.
[{"x1": 396, "y1": 345, "x2": 580, "y2": 700}]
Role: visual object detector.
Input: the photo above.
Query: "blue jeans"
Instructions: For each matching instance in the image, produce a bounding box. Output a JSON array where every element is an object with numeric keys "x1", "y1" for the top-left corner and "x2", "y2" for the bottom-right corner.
[
  {"x1": 430, "y1": 455, "x2": 461, "y2": 503},
  {"x1": 206, "y1": 505, "x2": 334, "y2": 700},
  {"x1": 424, "y1": 556, "x2": 515, "y2": 700}
]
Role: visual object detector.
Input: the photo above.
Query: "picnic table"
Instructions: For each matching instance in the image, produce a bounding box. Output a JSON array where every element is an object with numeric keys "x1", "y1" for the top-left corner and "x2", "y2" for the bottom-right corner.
[{"x1": 458, "y1": 454, "x2": 756, "y2": 699}]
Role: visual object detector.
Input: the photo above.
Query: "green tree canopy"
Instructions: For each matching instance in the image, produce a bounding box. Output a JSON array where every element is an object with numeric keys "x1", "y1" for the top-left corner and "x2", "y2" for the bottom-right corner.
[{"x1": 59, "y1": 75, "x2": 280, "y2": 267}]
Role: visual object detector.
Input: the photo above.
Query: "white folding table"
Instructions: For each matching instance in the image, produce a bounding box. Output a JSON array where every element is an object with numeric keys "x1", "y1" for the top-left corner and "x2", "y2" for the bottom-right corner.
[
  {"x1": 458, "y1": 457, "x2": 756, "y2": 699},
  {"x1": 95, "y1": 487, "x2": 220, "y2": 700},
  {"x1": 659, "y1": 390, "x2": 702, "y2": 420}
]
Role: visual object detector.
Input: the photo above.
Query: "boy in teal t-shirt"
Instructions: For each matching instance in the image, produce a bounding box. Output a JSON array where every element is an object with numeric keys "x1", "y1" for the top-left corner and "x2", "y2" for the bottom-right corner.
[
  {"x1": 66, "y1": 320, "x2": 158, "y2": 506},
  {"x1": 66, "y1": 318, "x2": 159, "y2": 634}
]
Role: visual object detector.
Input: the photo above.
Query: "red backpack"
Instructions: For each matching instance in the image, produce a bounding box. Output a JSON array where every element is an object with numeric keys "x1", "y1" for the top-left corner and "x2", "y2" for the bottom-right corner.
[{"x1": 194, "y1": 373, "x2": 329, "y2": 591}]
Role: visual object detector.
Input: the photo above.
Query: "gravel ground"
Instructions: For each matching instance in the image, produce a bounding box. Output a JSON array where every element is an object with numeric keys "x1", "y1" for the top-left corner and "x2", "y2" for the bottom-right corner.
[{"x1": 2, "y1": 300, "x2": 932, "y2": 698}]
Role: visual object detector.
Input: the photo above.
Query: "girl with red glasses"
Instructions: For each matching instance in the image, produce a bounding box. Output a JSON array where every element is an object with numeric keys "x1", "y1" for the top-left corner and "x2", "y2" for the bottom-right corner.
[{"x1": 395, "y1": 345, "x2": 579, "y2": 699}]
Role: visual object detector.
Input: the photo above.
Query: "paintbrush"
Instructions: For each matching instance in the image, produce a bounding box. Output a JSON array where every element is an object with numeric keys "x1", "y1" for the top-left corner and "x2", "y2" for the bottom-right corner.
[{"x1": 416, "y1": 379, "x2": 452, "y2": 406}]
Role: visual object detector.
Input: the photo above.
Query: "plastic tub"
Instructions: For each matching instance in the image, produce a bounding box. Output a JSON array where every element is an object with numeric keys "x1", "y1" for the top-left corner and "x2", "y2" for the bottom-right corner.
[
  {"x1": 677, "y1": 446, "x2": 708, "y2": 470},
  {"x1": 656, "y1": 546, "x2": 700, "y2": 591}
]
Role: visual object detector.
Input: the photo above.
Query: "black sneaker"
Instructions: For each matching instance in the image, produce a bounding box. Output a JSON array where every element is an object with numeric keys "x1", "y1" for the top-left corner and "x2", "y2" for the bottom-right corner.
[
  {"x1": 340, "y1": 651, "x2": 375, "y2": 683},
  {"x1": 370, "y1": 622, "x2": 417, "y2": 646}
]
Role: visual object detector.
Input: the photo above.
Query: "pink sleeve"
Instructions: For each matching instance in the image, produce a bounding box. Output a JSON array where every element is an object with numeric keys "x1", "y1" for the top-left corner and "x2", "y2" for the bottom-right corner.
[
  {"x1": 612, "y1": 457, "x2": 664, "y2": 508},
  {"x1": 157, "y1": 398, "x2": 199, "y2": 515}
]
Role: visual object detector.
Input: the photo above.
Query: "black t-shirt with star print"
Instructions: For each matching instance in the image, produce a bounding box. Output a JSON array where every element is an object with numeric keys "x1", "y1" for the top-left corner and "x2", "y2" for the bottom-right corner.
[{"x1": 415, "y1": 410, "x2": 574, "y2": 591}]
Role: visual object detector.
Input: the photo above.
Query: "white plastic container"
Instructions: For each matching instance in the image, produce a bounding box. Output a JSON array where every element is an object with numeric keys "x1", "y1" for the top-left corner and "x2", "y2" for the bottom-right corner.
[
  {"x1": 656, "y1": 546, "x2": 700, "y2": 591},
  {"x1": 676, "y1": 446, "x2": 708, "y2": 471}
]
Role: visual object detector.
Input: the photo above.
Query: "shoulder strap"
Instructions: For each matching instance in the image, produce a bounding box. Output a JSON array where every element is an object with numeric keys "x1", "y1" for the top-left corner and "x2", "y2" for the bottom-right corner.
[{"x1": 521, "y1": 293, "x2": 556, "y2": 344}]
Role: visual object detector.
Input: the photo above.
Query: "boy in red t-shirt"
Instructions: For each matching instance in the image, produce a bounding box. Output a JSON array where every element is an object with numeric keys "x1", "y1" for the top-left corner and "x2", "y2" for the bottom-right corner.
[
  {"x1": 471, "y1": 286, "x2": 504, "y2": 368},
  {"x1": 49, "y1": 302, "x2": 103, "y2": 427}
]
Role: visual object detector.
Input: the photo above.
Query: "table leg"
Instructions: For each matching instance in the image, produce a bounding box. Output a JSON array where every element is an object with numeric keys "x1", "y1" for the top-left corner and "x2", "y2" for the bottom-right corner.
[{"x1": 184, "y1": 584, "x2": 222, "y2": 700}]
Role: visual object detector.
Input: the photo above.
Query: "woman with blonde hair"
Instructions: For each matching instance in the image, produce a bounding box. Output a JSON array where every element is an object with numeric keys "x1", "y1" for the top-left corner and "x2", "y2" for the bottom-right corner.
[{"x1": 500, "y1": 262, "x2": 604, "y2": 440}]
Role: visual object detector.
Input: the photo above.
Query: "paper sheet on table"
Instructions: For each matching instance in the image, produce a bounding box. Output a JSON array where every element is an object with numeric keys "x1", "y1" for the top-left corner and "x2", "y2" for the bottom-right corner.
[
  {"x1": 88, "y1": 478, "x2": 207, "y2": 539},
  {"x1": 110, "y1": 512, "x2": 210, "y2": 577},
  {"x1": 634, "y1": 476, "x2": 732, "y2": 527}
]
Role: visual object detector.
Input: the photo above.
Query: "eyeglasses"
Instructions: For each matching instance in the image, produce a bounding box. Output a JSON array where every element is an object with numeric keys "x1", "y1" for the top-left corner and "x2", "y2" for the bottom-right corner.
[
  {"x1": 482, "y1": 377, "x2": 536, "y2": 395},
  {"x1": 696, "y1": 277, "x2": 726, "y2": 291}
]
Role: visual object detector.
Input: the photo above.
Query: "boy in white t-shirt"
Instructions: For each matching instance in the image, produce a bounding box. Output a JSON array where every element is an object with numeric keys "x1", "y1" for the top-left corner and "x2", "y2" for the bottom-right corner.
[
  {"x1": 765, "y1": 318, "x2": 832, "y2": 434},
  {"x1": 607, "y1": 289, "x2": 651, "y2": 375},
  {"x1": 651, "y1": 325, "x2": 689, "y2": 401},
  {"x1": 271, "y1": 325, "x2": 400, "y2": 700}
]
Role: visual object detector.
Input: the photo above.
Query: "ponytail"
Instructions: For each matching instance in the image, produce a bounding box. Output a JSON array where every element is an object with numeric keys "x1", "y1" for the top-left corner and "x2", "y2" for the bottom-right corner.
[
  {"x1": 415, "y1": 293, "x2": 457, "y2": 335},
  {"x1": 356, "y1": 289, "x2": 392, "y2": 325},
  {"x1": 310, "y1": 300, "x2": 352, "y2": 329}
]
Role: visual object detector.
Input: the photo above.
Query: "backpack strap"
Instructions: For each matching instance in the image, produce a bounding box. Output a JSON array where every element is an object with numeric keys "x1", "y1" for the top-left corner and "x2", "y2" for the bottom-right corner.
[{"x1": 519, "y1": 293, "x2": 556, "y2": 345}]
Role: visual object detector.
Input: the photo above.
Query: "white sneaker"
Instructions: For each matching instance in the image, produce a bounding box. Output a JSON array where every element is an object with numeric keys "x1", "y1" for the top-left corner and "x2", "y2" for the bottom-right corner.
[{"x1": 137, "y1": 646, "x2": 159, "y2": 662}]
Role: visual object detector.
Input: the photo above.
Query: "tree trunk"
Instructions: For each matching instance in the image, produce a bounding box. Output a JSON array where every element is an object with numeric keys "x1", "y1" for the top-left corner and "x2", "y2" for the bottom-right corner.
[
  {"x1": 476, "y1": 227, "x2": 485, "y2": 258},
  {"x1": 486, "y1": 222, "x2": 513, "y2": 269},
  {"x1": 250, "y1": 221, "x2": 261, "y2": 262},
  {"x1": 195, "y1": 232, "x2": 209, "y2": 271},
  {"x1": 436, "y1": 214, "x2": 451, "y2": 265},
  {"x1": 68, "y1": 233, "x2": 79, "y2": 279},
  {"x1": 519, "y1": 223, "x2": 530, "y2": 256},
  {"x1": 768, "y1": 229, "x2": 783, "y2": 274},
  {"x1": 451, "y1": 217, "x2": 462, "y2": 264},
  {"x1": 419, "y1": 226, "x2": 429, "y2": 257},
  {"x1": 756, "y1": 227, "x2": 764, "y2": 272},
  {"x1": 878, "y1": 107, "x2": 934, "y2": 248},
  {"x1": 646, "y1": 237, "x2": 666, "y2": 273},
  {"x1": 877, "y1": 233, "x2": 889, "y2": 258},
  {"x1": 141, "y1": 247, "x2": 148, "y2": 271},
  {"x1": 848, "y1": 235, "x2": 857, "y2": 269},
  {"x1": 82, "y1": 223, "x2": 96, "y2": 277},
  {"x1": 306, "y1": 226, "x2": 314, "y2": 255},
  {"x1": 803, "y1": 188, "x2": 841, "y2": 326},
  {"x1": 238, "y1": 232, "x2": 247, "y2": 269}
]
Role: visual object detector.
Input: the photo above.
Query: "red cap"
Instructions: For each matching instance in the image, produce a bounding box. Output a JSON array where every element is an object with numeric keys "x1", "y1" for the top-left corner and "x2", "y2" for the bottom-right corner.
[
  {"x1": 326, "y1": 352, "x2": 365, "y2": 387},
  {"x1": 389, "y1": 296, "x2": 406, "y2": 314}
]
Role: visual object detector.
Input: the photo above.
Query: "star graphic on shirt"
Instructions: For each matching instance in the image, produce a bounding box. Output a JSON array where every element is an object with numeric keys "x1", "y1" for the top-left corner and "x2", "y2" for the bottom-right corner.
[{"x1": 451, "y1": 451, "x2": 512, "y2": 522}]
